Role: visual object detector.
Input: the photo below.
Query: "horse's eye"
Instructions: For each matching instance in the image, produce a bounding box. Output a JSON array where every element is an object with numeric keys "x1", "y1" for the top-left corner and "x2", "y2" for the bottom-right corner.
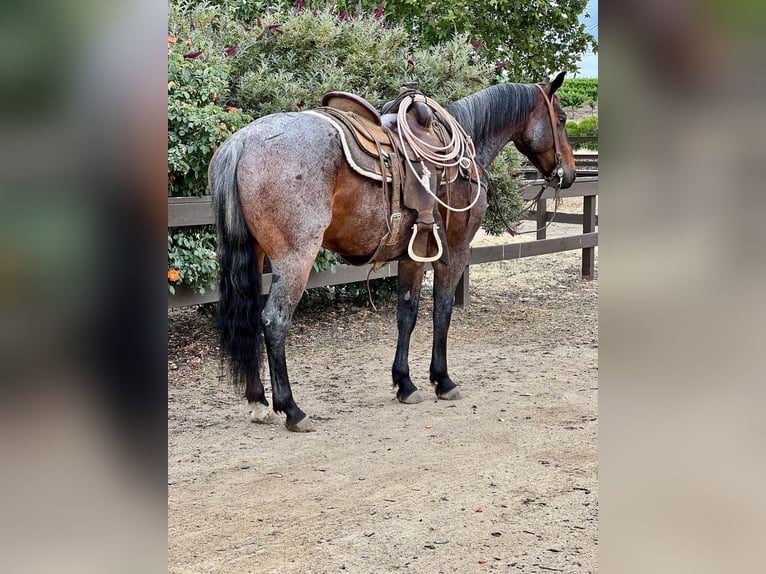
[{"x1": 558, "y1": 116, "x2": 566, "y2": 125}]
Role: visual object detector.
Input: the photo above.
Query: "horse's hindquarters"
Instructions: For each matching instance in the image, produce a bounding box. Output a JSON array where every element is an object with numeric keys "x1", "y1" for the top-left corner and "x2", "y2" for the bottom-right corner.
[{"x1": 234, "y1": 113, "x2": 342, "y2": 261}]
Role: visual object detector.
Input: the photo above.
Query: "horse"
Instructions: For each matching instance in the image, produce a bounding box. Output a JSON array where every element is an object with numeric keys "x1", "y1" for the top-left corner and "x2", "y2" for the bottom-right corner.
[{"x1": 209, "y1": 72, "x2": 576, "y2": 432}]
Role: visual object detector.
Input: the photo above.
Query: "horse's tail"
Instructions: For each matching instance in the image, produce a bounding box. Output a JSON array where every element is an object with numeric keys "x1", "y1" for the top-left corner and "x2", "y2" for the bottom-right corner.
[{"x1": 209, "y1": 133, "x2": 263, "y2": 394}]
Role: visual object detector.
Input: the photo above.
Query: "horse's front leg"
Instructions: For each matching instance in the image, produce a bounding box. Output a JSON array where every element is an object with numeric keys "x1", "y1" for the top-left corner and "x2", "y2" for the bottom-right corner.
[
  {"x1": 392, "y1": 261, "x2": 426, "y2": 404},
  {"x1": 429, "y1": 253, "x2": 468, "y2": 400}
]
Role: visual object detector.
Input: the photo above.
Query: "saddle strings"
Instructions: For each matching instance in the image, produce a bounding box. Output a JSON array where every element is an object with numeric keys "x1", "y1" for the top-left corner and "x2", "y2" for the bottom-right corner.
[{"x1": 396, "y1": 94, "x2": 483, "y2": 213}]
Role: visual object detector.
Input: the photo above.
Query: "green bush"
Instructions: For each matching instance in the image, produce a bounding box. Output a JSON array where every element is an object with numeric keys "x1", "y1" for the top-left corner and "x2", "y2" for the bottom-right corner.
[
  {"x1": 228, "y1": 9, "x2": 492, "y2": 114},
  {"x1": 167, "y1": 3, "x2": 257, "y2": 293},
  {"x1": 167, "y1": 2, "x2": 524, "y2": 300},
  {"x1": 483, "y1": 147, "x2": 526, "y2": 236},
  {"x1": 167, "y1": 5, "x2": 254, "y2": 197},
  {"x1": 566, "y1": 117, "x2": 598, "y2": 151},
  {"x1": 558, "y1": 78, "x2": 598, "y2": 111},
  {"x1": 167, "y1": 227, "x2": 218, "y2": 295}
]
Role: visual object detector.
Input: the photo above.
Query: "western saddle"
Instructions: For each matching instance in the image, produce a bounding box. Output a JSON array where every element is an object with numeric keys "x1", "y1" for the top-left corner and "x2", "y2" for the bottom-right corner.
[{"x1": 305, "y1": 85, "x2": 474, "y2": 269}]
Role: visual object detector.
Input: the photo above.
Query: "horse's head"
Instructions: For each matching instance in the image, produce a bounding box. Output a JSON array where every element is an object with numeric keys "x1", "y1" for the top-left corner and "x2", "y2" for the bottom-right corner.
[{"x1": 513, "y1": 72, "x2": 576, "y2": 189}]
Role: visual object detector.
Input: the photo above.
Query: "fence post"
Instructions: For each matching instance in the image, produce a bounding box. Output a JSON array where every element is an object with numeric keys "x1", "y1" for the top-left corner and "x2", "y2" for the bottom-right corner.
[
  {"x1": 582, "y1": 195, "x2": 596, "y2": 279},
  {"x1": 536, "y1": 197, "x2": 548, "y2": 240},
  {"x1": 454, "y1": 266, "x2": 470, "y2": 307}
]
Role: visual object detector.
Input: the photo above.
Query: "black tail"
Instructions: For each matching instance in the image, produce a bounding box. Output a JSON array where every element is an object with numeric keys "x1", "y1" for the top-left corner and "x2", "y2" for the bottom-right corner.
[{"x1": 210, "y1": 133, "x2": 264, "y2": 394}]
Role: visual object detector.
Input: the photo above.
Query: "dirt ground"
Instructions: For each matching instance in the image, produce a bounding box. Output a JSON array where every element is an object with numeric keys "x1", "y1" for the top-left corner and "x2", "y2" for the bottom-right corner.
[
  {"x1": 568, "y1": 106, "x2": 598, "y2": 123},
  {"x1": 168, "y1": 209, "x2": 598, "y2": 574}
]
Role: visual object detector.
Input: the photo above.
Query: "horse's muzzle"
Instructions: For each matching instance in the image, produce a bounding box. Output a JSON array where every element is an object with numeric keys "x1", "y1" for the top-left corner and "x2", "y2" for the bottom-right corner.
[{"x1": 559, "y1": 168, "x2": 576, "y2": 189}]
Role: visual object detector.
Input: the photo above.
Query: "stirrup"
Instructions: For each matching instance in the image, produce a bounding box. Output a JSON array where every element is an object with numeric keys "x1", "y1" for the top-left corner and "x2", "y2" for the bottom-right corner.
[{"x1": 407, "y1": 224, "x2": 443, "y2": 263}]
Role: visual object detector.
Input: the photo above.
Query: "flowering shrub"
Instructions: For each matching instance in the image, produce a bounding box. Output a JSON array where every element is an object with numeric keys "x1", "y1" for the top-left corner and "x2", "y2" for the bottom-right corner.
[
  {"x1": 168, "y1": 4, "x2": 255, "y2": 293},
  {"x1": 230, "y1": 9, "x2": 491, "y2": 116},
  {"x1": 167, "y1": 227, "x2": 218, "y2": 295},
  {"x1": 167, "y1": 16, "x2": 254, "y2": 197},
  {"x1": 167, "y1": 2, "x2": 524, "y2": 299}
]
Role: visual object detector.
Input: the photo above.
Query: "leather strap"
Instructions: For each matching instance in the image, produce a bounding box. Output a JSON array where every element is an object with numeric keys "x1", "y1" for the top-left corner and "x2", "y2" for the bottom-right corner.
[
  {"x1": 385, "y1": 131, "x2": 403, "y2": 246},
  {"x1": 535, "y1": 84, "x2": 563, "y2": 176}
]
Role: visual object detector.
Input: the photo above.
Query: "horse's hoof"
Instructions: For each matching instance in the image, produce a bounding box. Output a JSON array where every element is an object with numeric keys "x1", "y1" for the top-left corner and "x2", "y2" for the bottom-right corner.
[
  {"x1": 398, "y1": 390, "x2": 424, "y2": 404},
  {"x1": 249, "y1": 402, "x2": 276, "y2": 423},
  {"x1": 437, "y1": 387, "x2": 462, "y2": 400},
  {"x1": 286, "y1": 415, "x2": 315, "y2": 433}
]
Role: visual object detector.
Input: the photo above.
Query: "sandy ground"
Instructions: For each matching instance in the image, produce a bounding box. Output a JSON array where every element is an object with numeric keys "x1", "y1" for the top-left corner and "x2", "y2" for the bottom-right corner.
[{"x1": 168, "y1": 205, "x2": 598, "y2": 573}]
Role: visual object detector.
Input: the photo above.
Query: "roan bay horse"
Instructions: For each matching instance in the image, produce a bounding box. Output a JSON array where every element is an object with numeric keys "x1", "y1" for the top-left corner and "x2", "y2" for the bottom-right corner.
[{"x1": 210, "y1": 72, "x2": 575, "y2": 431}]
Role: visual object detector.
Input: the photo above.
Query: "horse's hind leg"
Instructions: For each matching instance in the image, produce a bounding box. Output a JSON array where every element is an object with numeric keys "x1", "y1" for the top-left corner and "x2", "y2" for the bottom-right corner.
[
  {"x1": 247, "y1": 245, "x2": 275, "y2": 423},
  {"x1": 392, "y1": 261, "x2": 427, "y2": 404},
  {"x1": 262, "y1": 253, "x2": 318, "y2": 432},
  {"x1": 246, "y1": 372, "x2": 272, "y2": 423}
]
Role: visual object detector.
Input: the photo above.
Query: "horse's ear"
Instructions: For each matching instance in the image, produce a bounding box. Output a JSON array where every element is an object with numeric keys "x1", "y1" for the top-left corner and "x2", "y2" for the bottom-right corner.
[{"x1": 548, "y1": 72, "x2": 566, "y2": 96}]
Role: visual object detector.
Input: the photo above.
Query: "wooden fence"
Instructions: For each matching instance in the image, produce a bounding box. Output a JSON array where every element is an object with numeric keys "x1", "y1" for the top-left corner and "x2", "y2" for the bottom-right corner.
[{"x1": 168, "y1": 137, "x2": 597, "y2": 308}]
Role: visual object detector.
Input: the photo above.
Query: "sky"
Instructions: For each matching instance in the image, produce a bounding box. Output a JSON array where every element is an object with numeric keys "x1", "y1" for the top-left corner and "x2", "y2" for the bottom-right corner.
[{"x1": 576, "y1": 0, "x2": 598, "y2": 78}]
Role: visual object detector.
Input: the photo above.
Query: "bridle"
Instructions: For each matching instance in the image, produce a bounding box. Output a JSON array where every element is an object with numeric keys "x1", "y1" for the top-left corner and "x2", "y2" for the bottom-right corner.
[
  {"x1": 535, "y1": 83, "x2": 565, "y2": 188},
  {"x1": 489, "y1": 84, "x2": 568, "y2": 237}
]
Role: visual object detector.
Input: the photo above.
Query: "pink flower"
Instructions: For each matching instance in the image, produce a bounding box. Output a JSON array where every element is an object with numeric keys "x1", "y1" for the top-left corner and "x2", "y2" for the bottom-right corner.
[
  {"x1": 256, "y1": 23, "x2": 284, "y2": 41},
  {"x1": 224, "y1": 46, "x2": 237, "y2": 56},
  {"x1": 374, "y1": 3, "x2": 384, "y2": 19},
  {"x1": 183, "y1": 50, "x2": 202, "y2": 59}
]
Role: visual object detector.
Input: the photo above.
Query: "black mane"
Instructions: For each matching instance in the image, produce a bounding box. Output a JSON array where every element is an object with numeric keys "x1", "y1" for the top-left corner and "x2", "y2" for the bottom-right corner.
[{"x1": 445, "y1": 82, "x2": 538, "y2": 144}]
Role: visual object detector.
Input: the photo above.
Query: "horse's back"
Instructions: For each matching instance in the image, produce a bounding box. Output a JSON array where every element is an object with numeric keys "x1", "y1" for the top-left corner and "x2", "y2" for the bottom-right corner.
[{"x1": 235, "y1": 112, "x2": 343, "y2": 179}]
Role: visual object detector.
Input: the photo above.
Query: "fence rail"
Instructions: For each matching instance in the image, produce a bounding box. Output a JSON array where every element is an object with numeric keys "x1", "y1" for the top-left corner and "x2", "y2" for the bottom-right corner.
[
  {"x1": 169, "y1": 196, "x2": 213, "y2": 228},
  {"x1": 168, "y1": 138, "x2": 597, "y2": 308}
]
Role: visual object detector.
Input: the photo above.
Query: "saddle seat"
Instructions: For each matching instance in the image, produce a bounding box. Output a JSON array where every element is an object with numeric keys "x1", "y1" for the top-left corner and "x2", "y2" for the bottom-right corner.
[{"x1": 322, "y1": 92, "x2": 382, "y2": 125}]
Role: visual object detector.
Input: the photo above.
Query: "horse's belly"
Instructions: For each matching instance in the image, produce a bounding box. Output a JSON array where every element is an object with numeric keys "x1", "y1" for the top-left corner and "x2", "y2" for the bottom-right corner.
[{"x1": 321, "y1": 165, "x2": 395, "y2": 259}]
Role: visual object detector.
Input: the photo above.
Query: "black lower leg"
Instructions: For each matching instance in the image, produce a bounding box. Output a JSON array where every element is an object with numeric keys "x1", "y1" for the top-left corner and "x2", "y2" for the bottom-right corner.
[
  {"x1": 265, "y1": 339, "x2": 307, "y2": 427},
  {"x1": 392, "y1": 264, "x2": 424, "y2": 402},
  {"x1": 245, "y1": 371, "x2": 268, "y2": 407},
  {"x1": 430, "y1": 278, "x2": 459, "y2": 397},
  {"x1": 262, "y1": 286, "x2": 307, "y2": 428}
]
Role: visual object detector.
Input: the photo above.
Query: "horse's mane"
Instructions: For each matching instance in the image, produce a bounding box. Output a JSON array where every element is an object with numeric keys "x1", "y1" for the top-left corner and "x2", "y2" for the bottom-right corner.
[{"x1": 445, "y1": 82, "x2": 538, "y2": 144}]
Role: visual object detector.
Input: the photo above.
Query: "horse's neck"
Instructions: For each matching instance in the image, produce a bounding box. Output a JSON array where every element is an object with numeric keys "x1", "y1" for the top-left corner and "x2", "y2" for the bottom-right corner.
[
  {"x1": 447, "y1": 83, "x2": 534, "y2": 168},
  {"x1": 473, "y1": 129, "x2": 520, "y2": 168}
]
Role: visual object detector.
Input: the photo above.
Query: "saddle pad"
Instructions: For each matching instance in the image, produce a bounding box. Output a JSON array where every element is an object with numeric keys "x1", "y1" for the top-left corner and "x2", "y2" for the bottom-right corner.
[
  {"x1": 305, "y1": 108, "x2": 471, "y2": 186},
  {"x1": 304, "y1": 109, "x2": 393, "y2": 182}
]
